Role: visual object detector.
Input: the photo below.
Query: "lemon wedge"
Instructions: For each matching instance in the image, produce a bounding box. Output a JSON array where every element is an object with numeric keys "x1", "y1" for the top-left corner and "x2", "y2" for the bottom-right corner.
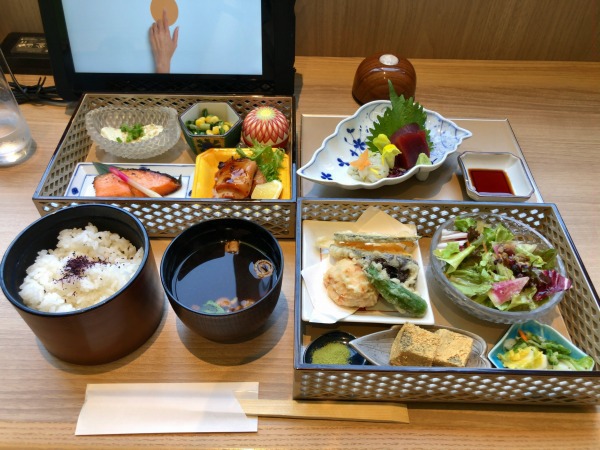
[{"x1": 251, "y1": 180, "x2": 283, "y2": 199}]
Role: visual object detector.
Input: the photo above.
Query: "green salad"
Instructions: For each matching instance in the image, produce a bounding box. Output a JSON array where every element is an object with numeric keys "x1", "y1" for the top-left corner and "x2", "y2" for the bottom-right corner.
[{"x1": 433, "y1": 217, "x2": 572, "y2": 312}]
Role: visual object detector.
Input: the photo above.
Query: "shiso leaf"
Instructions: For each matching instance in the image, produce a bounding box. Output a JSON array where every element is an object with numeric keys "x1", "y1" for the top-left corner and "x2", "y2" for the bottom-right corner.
[{"x1": 366, "y1": 80, "x2": 432, "y2": 152}]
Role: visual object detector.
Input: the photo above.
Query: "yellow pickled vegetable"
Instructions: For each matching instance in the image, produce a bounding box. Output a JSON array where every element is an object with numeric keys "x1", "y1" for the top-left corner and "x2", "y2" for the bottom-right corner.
[
  {"x1": 498, "y1": 346, "x2": 548, "y2": 369},
  {"x1": 382, "y1": 143, "x2": 401, "y2": 167}
]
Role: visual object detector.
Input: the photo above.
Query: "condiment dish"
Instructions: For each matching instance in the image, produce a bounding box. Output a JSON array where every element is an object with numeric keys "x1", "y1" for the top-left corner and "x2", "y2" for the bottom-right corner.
[
  {"x1": 160, "y1": 218, "x2": 283, "y2": 342},
  {"x1": 458, "y1": 151, "x2": 535, "y2": 202},
  {"x1": 0, "y1": 204, "x2": 165, "y2": 365},
  {"x1": 304, "y1": 331, "x2": 367, "y2": 365}
]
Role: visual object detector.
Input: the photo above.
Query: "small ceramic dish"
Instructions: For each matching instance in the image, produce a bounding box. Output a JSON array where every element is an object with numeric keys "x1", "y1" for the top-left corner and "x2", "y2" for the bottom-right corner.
[
  {"x1": 85, "y1": 106, "x2": 180, "y2": 159},
  {"x1": 458, "y1": 151, "x2": 534, "y2": 202},
  {"x1": 191, "y1": 148, "x2": 291, "y2": 199},
  {"x1": 297, "y1": 100, "x2": 472, "y2": 190},
  {"x1": 488, "y1": 320, "x2": 595, "y2": 370},
  {"x1": 304, "y1": 331, "x2": 367, "y2": 365},
  {"x1": 179, "y1": 102, "x2": 242, "y2": 155},
  {"x1": 349, "y1": 325, "x2": 491, "y2": 368},
  {"x1": 65, "y1": 163, "x2": 195, "y2": 198}
]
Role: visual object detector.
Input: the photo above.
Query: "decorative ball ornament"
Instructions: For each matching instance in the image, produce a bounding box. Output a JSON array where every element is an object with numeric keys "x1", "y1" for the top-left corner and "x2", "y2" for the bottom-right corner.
[{"x1": 242, "y1": 106, "x2": 290, "y2": 148}]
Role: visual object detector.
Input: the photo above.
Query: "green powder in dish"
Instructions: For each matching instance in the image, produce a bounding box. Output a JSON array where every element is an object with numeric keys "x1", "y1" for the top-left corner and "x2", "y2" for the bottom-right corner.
[{"x1": 311, "y1": 342, "x2": 351, "y2": 365}]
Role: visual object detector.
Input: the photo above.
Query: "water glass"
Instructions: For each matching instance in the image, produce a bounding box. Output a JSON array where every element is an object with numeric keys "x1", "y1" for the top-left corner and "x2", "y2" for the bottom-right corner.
[{"x1": 0, "y1": 66, "x2": 33, "y2": 166}]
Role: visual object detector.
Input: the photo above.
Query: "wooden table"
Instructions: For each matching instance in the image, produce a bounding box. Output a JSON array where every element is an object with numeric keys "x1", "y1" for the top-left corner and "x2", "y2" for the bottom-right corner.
[{"x1": 1, "y1": 57, "x2": 598, "y2": 448}]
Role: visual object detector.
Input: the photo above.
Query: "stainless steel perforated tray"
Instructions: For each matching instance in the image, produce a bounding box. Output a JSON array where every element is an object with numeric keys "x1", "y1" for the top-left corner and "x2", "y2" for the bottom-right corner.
[
  {"x1": 32, "y1": 93, "x2": 297, "y2": 239},
  {"x1": 294, "y1": 198, "x2": 600, "y2": 405}
]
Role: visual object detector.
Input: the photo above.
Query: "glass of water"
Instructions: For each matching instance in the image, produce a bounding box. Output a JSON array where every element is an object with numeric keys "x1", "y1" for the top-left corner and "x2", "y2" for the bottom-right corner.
[{"x1": 0, "y1": 66, "x2": 33, "y2": 166}]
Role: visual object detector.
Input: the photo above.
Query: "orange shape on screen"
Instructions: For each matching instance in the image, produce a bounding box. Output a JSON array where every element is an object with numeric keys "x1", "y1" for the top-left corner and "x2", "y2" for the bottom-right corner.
[{"x1": 150, "y1": 0, "x2": 179, "y2": 25}]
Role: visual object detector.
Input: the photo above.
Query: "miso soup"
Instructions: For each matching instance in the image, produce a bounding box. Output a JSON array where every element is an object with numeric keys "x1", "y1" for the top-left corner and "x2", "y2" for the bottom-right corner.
[{"x1": 172, "y1": 239, "x2": 277, "y2": 314}]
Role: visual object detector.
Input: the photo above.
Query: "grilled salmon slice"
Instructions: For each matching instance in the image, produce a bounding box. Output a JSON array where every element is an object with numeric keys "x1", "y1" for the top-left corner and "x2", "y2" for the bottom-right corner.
[{"x1": 93, "y1": 168, "x2": 182, "y2": 197}]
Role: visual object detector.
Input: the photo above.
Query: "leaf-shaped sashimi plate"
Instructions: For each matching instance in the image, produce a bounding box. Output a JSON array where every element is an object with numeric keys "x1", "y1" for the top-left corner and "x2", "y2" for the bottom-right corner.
[
  {"x1": 349, "y1": 325, "x2": 491, "y2": 368},
  {"x1": 297, "y1": 100, "x2": 472, "y2": 190}
]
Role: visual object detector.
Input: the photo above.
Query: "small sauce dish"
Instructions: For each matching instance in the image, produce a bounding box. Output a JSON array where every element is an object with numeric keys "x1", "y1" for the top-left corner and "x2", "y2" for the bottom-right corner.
[
  {"x1": 304, "y1": 331, "x2": 367, "y2": 366},
  {"x1": 458, "y1": 151, "x2": 534, "y2": 202}
]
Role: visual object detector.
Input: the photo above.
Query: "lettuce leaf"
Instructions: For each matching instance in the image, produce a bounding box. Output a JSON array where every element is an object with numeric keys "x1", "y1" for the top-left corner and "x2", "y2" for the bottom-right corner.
[
  {"x1": 236, "y1": 142, "x2": 285, "y2": 182},
  {"x1": 433, "y1": 242, "x2": 478, "y2": 274},
  {"x1": 455, "y1": 217, "x2": 476, "y2": 232}
]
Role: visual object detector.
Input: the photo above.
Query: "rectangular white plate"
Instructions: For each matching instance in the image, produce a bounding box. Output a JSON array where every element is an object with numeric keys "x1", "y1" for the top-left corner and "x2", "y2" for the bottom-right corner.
[
  {"x1": 301, "y1": 220, "x2": 434, "y2": 325},
  {"x1": 65, "y1": 163, "x2": 196, "y2": 198}
]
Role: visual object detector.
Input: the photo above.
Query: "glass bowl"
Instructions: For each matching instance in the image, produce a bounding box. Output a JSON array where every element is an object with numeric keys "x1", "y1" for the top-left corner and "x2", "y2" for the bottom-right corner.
[
  {"x1": 85, "y1": 106, "x2": 181, "y2": 159},
  {"x1": 429, "y1": 213, "x2": 568, "y2": 324}
]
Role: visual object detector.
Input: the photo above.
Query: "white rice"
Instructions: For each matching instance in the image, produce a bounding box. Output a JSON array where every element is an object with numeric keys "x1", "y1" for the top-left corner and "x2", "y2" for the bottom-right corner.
[{"x1": 19, "y1": 223, "x2": 143, "y2": 313}]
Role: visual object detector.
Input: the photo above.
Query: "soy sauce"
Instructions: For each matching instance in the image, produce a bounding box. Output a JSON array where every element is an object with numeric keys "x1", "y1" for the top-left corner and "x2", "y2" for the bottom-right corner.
[
  {"x1": 173, "y1": 241, "x2": 276, "y2": 312},
  {"x1": 468, "y1": 168, "x2": 514, "y2": 194}
]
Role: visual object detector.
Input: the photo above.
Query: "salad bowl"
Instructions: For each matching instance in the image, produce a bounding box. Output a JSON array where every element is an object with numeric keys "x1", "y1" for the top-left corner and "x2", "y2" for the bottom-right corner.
[
  {"x1": 297, "y1": 100, "x2": 472, "y2": 190},
  {"x1": 430, "y1": 214, "x2": 570, "y2": 324}
]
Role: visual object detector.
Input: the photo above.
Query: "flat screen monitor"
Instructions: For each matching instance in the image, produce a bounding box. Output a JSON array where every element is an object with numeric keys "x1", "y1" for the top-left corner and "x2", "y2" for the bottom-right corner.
[{"x1": 38, "y1": 0, "x2": 296, "y2": 101}]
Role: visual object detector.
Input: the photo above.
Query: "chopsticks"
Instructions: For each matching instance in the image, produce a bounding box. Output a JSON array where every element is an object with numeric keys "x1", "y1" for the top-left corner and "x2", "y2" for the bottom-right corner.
[{"x1": 237, "y1": 398, "x2": 409, "y2": 423}]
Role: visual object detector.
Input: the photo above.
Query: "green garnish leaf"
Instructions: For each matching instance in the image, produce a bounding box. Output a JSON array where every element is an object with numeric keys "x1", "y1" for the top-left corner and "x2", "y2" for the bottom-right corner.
[
  {"x1": 366, "y1": 80, "x2": 431, "y2": 152},
  {"x1": 236, "y1": 141, "x2": 285, "y2": 182},
  {"x1": 92, "y1": 161, "x2": 111, "y2": 175},
  {"x1": 199, "y1": 300, "x2": 226, "y2": 315}
]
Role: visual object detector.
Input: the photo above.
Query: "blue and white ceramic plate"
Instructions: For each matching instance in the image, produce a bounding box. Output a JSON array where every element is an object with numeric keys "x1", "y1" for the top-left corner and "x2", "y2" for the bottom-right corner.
[
  {"x1": 65, "y1": 163, "x2": 196, "y2": 198},
  {"x1": 297, "y1": 100, "x2": 472, "y2": 190}
]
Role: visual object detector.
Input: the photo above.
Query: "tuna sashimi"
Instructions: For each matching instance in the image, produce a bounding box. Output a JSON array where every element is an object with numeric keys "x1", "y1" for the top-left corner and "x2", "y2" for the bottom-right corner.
[
  {"x1": 93, "y1": 168, "x2": 182, "y2": 197},
  {"x1": 390, "y1": 127, "x2": 430, "y2": 170}
]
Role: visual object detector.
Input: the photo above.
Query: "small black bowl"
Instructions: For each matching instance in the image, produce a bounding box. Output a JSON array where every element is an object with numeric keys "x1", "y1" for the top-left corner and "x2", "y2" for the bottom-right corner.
[
  {"x1": 160, "y1": 218, "x2": 283, "y2": 342},
  {"x1": 304, "y1": 331, "x2": 367, "y2": 365},
  {"x1": 0, "y1": 204, "x2": 165, "y2": 365}
]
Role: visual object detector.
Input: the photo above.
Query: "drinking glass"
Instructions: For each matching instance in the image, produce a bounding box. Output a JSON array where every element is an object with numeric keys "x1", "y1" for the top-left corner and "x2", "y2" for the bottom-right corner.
[{"x1": 0, "y1": 66, "x2": 33, "y2": 166}]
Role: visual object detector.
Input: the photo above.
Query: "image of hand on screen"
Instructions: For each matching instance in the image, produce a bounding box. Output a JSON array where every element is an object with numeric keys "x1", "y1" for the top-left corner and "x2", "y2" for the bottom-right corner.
[{"x1": 150, "y1": 8, "x2": 179, "y2": 73}]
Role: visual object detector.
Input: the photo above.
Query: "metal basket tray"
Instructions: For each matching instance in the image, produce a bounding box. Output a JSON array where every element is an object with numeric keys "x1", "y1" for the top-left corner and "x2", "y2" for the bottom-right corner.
[
  {"x1": 32, "y1": 93, "x2": 297, "y2": 239},
  {"x1": 294, "y1": 198, "x2": 600, "y2": 405}
]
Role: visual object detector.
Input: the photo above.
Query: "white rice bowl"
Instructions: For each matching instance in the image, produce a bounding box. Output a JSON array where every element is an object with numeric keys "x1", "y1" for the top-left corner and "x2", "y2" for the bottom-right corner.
[{"x1": 19, "y1": 223, "x2": 143, "y2": 313}]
